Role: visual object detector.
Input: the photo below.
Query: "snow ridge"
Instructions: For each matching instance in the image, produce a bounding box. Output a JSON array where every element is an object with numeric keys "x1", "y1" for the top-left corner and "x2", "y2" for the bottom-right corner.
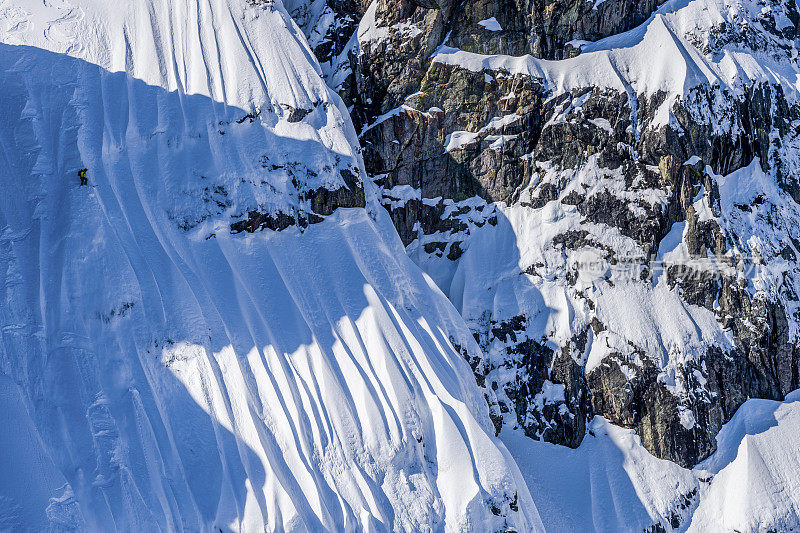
[{"x1": 432, "y1": 0, "x2": 800, "y2": 100}]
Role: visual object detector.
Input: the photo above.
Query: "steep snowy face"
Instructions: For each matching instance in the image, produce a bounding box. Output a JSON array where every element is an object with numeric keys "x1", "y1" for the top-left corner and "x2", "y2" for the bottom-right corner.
[
  {"x1": 0, "y1": 0, "x2": 540, "y2": 531},
  {"x1": 688, "y1": 390, "x2": 800, "y2": 531},
  {"x1": 1, "y1": 0, "x2": 370, "y2": 229}
]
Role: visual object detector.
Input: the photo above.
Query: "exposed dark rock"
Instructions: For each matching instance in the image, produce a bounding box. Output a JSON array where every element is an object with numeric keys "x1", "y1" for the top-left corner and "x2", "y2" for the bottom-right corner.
[
  {"x1": 469, "y1": 315, "x2": 588, "y2": 448},
  {"x1": 230, "y1": 210, "x2": 322, "y2": 233},
  {"x1": 305, "y1": 169, "x2": 367, "y2": 215},
  {"x1": 229, "y1": 174, "x2": 365, "y2": 234}
]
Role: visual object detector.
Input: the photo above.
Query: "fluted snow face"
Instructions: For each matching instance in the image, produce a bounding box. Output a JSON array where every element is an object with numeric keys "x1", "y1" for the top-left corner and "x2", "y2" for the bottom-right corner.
[{"x1": 0, "y1": 0, "x2": 541, "y2": 530}]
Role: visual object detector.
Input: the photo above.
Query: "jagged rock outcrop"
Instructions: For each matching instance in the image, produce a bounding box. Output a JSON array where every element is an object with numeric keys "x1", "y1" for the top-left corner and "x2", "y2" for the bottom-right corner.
[{"x1": 446, "y1": 0, "x2": 663, "y2": 59}]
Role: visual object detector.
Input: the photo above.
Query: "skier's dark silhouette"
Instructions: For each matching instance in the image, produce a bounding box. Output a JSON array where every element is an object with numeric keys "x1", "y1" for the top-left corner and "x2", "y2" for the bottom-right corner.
[{"x1": 78, "y1": 168, "x2": 88, "y2": 186}]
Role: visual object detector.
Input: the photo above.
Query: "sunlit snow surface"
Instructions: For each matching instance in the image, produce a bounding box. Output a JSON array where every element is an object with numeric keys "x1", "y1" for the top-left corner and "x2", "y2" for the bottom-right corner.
[
  {"x1": 0, "y1": 0, "x2": 540, "y2": 530},
  {"x1": 505, "y1": 391, "x2": 800, "y2": 532}
]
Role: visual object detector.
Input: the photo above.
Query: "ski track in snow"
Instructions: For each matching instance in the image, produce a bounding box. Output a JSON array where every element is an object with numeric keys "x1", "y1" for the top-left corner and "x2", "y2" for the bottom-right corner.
[{"x1": 0, "y1": 0, "x2": 541, "y2": 530}]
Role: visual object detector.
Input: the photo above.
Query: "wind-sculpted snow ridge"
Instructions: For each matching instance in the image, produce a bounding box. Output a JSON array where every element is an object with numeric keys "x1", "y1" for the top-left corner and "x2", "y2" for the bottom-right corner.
[
  {"x1": 0, "y1": 1, "x2": 541, "y2": 530},
  {"x1": 431, "y1": 0, "x2": 800, "y2": 99}
]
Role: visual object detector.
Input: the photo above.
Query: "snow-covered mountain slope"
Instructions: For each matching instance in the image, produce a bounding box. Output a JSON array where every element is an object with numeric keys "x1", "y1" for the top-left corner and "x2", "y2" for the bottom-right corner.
[
  {"x1": 0, "y1": 0, "x2": 541, "y2": 530},
  {"x1": 502, "y1": 390, "x2": 800, "y2": 532},
  {"x1": 689, "y1": 390, "x2": 800, "y2": 531}
]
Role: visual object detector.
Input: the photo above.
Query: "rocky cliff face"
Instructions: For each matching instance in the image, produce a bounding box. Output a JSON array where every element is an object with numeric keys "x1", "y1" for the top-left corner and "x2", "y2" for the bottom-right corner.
[{"x1": 292, "y1": 0, "x2": 800, "y2": 469}]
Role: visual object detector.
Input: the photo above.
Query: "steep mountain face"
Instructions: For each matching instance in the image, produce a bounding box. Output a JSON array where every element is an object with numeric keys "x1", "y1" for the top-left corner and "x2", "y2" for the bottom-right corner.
[
  {"x1": 0, "y1": 1, "x2": 542, "y2": 530},
  {"x1": 3, "y1": 0, "x2": 800, "y2": 530},
  {"x1": 297, "y1": 0, "x2": 800, "y2": 470}
]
